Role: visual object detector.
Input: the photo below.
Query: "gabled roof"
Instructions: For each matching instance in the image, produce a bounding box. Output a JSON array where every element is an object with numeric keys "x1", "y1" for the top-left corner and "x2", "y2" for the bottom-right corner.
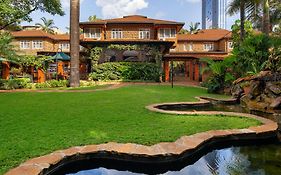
[
  {"x1": 178, "y1": 29, "x2": 232, "y2": 41},
  {"x1": 11, "y1": 30, "x2": 55, "y2": 39},
  {"x1": 80, "y1": 15, "x2": 185, "y2": 26},
  {"x1": 11, "y1": 30, "x2": 74, "y2": 41}
]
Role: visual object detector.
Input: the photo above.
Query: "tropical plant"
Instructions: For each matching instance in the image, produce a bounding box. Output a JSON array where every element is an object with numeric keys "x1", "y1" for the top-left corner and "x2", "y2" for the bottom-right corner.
[
  {"x1": 35, "y1": 17, "x2": 58, "y2": 34},
  {"x1": 230, "y1": 34, "x2": 271, "y2": 77},
  {"x1": 88, "y1": 15, "x2": 101, "y2": 21},
  {"x1": 70, "y1": 0, "x2": 80, "y2": 87},
  {"x1": 0, "y1": 0, "x2": 64, "y2": 30},
  {"x1": 0, "y1": 32, "x2": 18, "y2": 60},
  {"x1": 189, "y1": 22, "x2": 200, "y2": 34},
  {"x1": 231, "y1": 20, "x2": 254, "y2": 48},
  {"x1": 200, "y1": 57, "x2": 235, "y2": 93},
  {"x1": 179, "y1": 28, "x2": 189, "y2": 34}
]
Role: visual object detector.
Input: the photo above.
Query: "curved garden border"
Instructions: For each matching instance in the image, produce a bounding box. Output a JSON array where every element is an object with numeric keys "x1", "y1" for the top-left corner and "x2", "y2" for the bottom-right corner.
[{"x1": 5, "y1": 97, "x2": 278, "y2": 175}]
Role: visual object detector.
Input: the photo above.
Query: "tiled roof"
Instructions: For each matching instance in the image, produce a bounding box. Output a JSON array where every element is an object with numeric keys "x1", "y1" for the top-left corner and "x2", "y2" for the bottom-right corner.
[
  {"x1": 80, "y1": 15, "x2": 184, "y2": 26},
  {"x1": 165, "y1": 52, "x2": 229, "y2": 60},
  {"x1": 11, "y1": 30, "x2": 55, "y2": 39},
  {"x1": 178, "y1": 29, "x2": 232, "y2": 41}
]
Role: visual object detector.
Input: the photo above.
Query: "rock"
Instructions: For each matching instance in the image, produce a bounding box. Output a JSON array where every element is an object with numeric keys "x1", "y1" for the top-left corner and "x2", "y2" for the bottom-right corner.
[
  {"x1": 249, "y1": 81, "x2": 264, "y2": 99},
  {"x1": 266, "y1": 82, "x2": 281, "y2": 95},
  {"x1": 270, "y1": 97, "x2": 281, "y2": 109},
  {"x1": 231, "y1": 84, "x2": 244, "y2": 99}
]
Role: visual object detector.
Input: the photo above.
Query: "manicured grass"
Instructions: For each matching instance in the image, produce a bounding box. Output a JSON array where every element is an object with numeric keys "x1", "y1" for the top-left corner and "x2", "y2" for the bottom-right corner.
[
  {"x1": 38, "y1": 84, "x2": 110, "y2": 91},
  {"x1": 0, "y1": 85, "x2": 260, "y2": 174}
]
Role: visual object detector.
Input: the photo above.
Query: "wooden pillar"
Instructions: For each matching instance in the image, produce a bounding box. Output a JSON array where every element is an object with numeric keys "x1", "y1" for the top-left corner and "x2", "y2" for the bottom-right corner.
[
  {"x1": 164, "y1": 60, "x2": 170, "y2": 82},
  {"x1": 2, "y1": 62, "x2": 10, "y2": 80},
  {"x1": 189, "y1": 60, "x2": 193, "y2": 81},
  {"x1": 194, "y1": 61, "x2": 200, "y2": 82},
  {"x1": 38, "y1": 68, "x2": 45, "y2": 83},
  {"x1": 185, "y1": 61, "x2": 189, "y2": 78}
]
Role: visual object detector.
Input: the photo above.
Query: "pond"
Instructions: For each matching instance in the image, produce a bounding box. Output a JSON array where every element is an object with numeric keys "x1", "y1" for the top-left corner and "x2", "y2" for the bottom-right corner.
[{"x1": 66, "y1": 143, "x2": 281, "y2": 175}]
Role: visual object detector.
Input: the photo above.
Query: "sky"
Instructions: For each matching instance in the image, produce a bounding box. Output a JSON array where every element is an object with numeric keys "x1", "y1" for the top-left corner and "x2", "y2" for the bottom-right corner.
[{"x1": 22, "y1": 0, "x2": 240, "y2": 33}]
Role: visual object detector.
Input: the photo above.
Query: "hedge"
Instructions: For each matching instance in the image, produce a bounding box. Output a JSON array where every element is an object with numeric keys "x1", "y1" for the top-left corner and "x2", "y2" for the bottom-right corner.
[{"x1": 89, "y1": 62, "x2": 160, "y2": 82}]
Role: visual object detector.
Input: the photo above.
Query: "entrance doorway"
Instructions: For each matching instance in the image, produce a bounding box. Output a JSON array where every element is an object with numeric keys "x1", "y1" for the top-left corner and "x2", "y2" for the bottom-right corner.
[{"x1": 172, "y1": 61, "x2": 188, "y2": 82}]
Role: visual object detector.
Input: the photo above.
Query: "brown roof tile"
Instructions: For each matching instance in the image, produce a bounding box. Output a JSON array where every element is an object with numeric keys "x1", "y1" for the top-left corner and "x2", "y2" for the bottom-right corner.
[
  {"x1": 178, "y1": 29, "x2": 232, "y2": 41},
  {"x1": 80, "y1": 15, "x2": 184, "y2": 26},
  {"x1": 11, "y1": 30, "x2": 55, "y2": 39}
]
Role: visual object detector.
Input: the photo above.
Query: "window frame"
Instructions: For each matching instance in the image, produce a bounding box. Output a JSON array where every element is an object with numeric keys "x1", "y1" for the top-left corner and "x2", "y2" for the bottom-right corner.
[
  {"x1": 111, "y1": 29, "x2": 123, "y2": 39},
  {"x1": 203, "y1": 43, "x2": 214, "y2": 51},
  {"x1": 32, "y1": 40, "x2": 43, "y2": 49},
  {"x1": 84, "y1": 28, "x2": 102, "y2": 39},
  {"x1": 159, "y1": 28, "x2": 177, "y2": 39},
  {"x1": 20, "y1": 40, "x2": 31, "y2": 49},
  {"x1": 139, "y1": 29, "x2": 150, "y2": 39},
  {"x1": 59, "y1": 42, "x2": 70, "y2": 50},
  {"x1": 228, "y1": 41, "x2": 233, "y2": 49}
]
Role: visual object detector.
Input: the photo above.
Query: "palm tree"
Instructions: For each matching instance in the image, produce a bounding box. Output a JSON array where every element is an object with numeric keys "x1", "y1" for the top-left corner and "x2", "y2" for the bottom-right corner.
[
  {"x1": 35, "y1": 17, "x2": 58, "y2": 34},
  {"x1": 189, "y1": 22, "x2": 200, "y2": 34},
  {"x1": 70, "y1": 0, "x2": 80, "y2": 87},
  {"x1": 88, "y1": 15, "x2": 100, "y2": 21},
  {"x1": 228, "y1": 0, "x2": 247, "y2": 41}
]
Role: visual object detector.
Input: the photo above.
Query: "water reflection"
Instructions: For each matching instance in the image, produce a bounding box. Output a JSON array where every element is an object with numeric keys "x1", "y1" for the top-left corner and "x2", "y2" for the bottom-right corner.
[{"x1": 67, "y1": 144, "x2": 281, "y2": 175}]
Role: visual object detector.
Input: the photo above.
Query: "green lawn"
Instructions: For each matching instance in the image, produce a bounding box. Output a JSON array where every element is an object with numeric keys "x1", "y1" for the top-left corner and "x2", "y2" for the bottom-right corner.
[{"x1": 0, "y1": 85, "x2": 260, "y2": 174}]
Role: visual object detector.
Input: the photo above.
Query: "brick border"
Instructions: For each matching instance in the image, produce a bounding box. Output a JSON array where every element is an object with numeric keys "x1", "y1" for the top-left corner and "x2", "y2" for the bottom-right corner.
[{"x1": 5, "y1": 99, "x2": 278, "y2": 175}]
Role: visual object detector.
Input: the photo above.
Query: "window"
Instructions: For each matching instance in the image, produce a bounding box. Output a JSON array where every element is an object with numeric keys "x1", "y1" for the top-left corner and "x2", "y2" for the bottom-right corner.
[
  {"x1": 59, "y1": 43, "x2": 70, "y2": 50},
  {"x1": 184, "y1": 42, "x2": 193, "y2": 51},
  {"x1": 32, "y1": 40, "x2": 43, "y2": 49},
  {"x1": 189, "y1": 43, "x2": 193, "y2": 51},
  {"x1": 20, "y1": 40, "x2": 31, "y2": 49},
  {"x1": 111, "y1": 29, "x2": 122, "y2": 39},
  {"x1": 139, "y1": 29, "x2": 150, "y2": 39},
  {"x1": 159, "y1": 28, "x2": 176, "y2": 39},
  {"x1": 228, "y1": 41, "x2": 233, "y2": 49},
  {"x1": 203, "y1": 43, "x2": 214, "y2": 51},
  {"x1": 84, "y1": 28, "x2": 101, "y2": 39}
]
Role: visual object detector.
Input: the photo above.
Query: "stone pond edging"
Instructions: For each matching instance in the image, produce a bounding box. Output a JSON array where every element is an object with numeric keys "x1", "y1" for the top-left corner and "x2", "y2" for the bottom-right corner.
[{"x1": 5, "y1": 98, "x2": 279, "y2": 175}]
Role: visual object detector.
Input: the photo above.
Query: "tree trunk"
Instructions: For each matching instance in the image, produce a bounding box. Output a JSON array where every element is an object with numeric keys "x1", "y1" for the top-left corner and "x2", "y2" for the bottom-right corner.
[
  {"x1": 240, "y1": 0, "x2": 245, "y2": 42},
  {"x1": 263, "y1": 0, "x2": 270, "y2": 35},
  {"x1": 70, "y1": 0, "x2": 80, "y2": 87}
]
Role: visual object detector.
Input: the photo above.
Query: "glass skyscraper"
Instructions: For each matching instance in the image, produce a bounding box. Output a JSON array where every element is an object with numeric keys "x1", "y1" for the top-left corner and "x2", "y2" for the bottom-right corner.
[{"x1": 202, "y1": 0, "x2": 227, "y2": 29}]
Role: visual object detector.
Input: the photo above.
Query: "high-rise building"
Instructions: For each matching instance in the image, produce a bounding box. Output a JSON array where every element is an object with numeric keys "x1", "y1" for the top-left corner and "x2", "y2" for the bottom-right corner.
[{"x1": 202, "y1": 0, "x2": 227, "y2": 29}]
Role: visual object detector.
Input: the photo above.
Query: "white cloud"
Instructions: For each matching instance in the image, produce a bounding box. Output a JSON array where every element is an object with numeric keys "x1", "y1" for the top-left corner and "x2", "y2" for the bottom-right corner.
[
  {"x1": 61, "y1": 0, "x2": 85, "y2": 9},
  {"x1": 96, "y1": 0, "x2": 149, "y2": 18}
]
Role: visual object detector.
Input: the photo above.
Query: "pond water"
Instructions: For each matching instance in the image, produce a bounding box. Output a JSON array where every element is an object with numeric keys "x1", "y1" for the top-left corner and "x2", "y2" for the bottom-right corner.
[{"x1": 66, "y1": 143, "x2": 281, "y2": 175}]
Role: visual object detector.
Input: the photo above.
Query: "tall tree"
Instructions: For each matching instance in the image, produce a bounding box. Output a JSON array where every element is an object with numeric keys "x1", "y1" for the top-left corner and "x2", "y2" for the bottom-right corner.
[
  {"x1": 0, "y1": 0, "x2": 64, "y2": 30},
  {"x1": 35, "y1": 17, "x2": 58, "y2": 34},
  {"x1": 70, "y1": 0, "x2": 80, "y2": 87},
  {"x1": 262, "y1": 0, "x2": 270, "y2": 35}
]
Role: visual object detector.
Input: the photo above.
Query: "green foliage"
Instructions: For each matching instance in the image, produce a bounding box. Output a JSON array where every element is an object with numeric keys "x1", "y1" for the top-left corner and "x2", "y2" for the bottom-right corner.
[
  {"x1": 0, "y1": 32, "x2": 18, "y2": 60},
  {"x1": 0, "y1": 78, "x2": 31, "y2": 90},
  {"x1": 0, "y1": 0, "x2": 64, "y2": 29},
  {"x1": 89, "y1": 47, "x2": 103, "y2": 67},
  {"x1": 264, "y1": 36, "x2": 281, "y2": 72},
  {"x1": 107, "y1": 44, "x2": 138, "y2": 51},
  {"x1": 201, "y1": 57, "x2": 235, "y2": 93},
  {"x1": 89, "y1": 62, "x2": 160, "y2": 82},
  {"x1": 230, "y1": 34, "x2": 271, "y2": 77},
  {"x1": 35, "y1": 17, "x2": 58, "y2": 34},
  {"x1": 34, "y1": 80, "x2": 69, "y2": 89},
  {"x1": 231, "y1": 20, "x2": 254, "y2": 47}
]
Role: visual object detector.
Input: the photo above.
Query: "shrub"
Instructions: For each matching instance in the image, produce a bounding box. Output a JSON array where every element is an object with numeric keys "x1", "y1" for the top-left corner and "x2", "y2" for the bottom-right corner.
[
  {"x1": 89, "y1": 62, "x2": 160, "y2": 82},
  {"x1": 35, "y1": 80, "x2": 69, "y2": 89},
  {"x1": 0, "y1": 78, "x2": 31, "y2": 90}
]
